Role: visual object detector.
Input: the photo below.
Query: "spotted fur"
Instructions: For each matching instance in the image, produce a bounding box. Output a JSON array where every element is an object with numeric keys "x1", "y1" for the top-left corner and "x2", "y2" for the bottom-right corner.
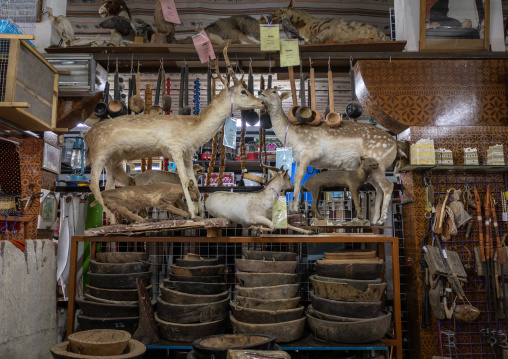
[{"x1": 272, "y1": 0, "x2": 389, "y2": 44}]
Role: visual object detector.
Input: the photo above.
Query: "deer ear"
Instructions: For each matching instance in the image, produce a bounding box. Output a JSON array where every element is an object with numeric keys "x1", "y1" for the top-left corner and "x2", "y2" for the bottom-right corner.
[
  {"x1": 273, "y1": 86, "x2": 278, "y2": 91},
  {"x1": 288, "y1": 0, "x2": 295, "y2": 9},
  {"x1": 259, "y1": 15, "x2": 267, "y2": 24},
  {"x1": 280, "y1": 92, "x2": 292, "y2": 101},
  {"x1": 268, "y1": 169, "x2": 277, "y2": 179}
]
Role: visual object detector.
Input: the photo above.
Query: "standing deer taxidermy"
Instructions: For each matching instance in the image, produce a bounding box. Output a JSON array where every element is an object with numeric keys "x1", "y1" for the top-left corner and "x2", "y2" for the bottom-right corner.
[
  {"x1": 205, "y1": 164, "x2": 311, "y2": 234},
  {"x1": 258, "y1": 87, "x2": 404, "y2": 225},
  {"x1": 85, "y1": 45, "x2": 264, "y2": 222}
]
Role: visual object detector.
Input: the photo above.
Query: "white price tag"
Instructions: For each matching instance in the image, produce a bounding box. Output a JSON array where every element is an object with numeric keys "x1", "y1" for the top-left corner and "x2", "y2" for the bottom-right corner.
[
  {"x1": 223, "y1": 116, "x2": 237, "y2": 149},
  {"x1": 442, "y1": 249, "x2": 447, "y2": 259},
  {"x1": 276, "y1": 148, "x2": 293, "y2": 172},
  {"x1": 503, "y1": 212, "x2": 508, "y2": 221}
]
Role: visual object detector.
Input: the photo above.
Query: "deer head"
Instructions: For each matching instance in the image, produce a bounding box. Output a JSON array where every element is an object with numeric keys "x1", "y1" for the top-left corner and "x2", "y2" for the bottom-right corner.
[
  {"x1": 99, "y1": 0, "x2": 131, "y2": 18},
  {"x1": 216, "y1": 45, "x2": 264, "y2": 111},
  {"x1": 264, "y1": 164, "x2": 293, "y2": 193},
  {"x1": 258, "y1": 87, "x2": 292, "y2": 112}
]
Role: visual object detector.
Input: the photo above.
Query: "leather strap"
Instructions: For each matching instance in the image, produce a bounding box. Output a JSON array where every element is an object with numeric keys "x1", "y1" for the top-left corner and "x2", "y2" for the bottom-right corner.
[
  {"x1": 473, "y1": 185, "x2": 485, "y2": 262},
  {"x1": 488, "y1": 185, "x2": 503, "y2": 265}
]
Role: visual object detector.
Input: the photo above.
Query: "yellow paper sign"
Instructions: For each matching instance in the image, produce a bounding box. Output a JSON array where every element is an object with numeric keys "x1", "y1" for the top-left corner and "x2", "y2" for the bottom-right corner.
[
  {"x1": 260, "y1": 25, "x2": 280, "y2": 51},
  {"x1": 280, "y1": 39, "x2": 300, "y2": 67}
]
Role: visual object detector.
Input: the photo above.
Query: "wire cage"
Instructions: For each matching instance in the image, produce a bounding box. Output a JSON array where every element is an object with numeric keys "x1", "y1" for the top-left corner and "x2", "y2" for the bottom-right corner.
[{"x1": 0, "y1": 0, "x2": 37, "y2": 36}]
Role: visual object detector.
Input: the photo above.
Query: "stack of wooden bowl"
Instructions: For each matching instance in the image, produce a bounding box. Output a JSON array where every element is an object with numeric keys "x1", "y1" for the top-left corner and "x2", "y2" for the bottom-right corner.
[
  {"x1": 50, "y1": 329, "x2": 146, "y2": 359},
  {"x1": 155, "y1": 254, "x2": 228, "y2": 342},
  {"x1": 307, "y1": 250, "x2": 392, "y2": 343},
  {"x1": 78, "y1": 252, "x2": 152, "y2": 334},
  {"x1": 230, "y1": 250, "x2": 305, "y2": 343},
  {"x1": 187, "y1": 334, "x2": 277, "y2": 359}
]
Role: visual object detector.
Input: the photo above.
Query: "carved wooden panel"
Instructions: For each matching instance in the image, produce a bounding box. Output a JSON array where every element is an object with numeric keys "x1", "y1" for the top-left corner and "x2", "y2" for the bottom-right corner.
[{"x1": 356, "y1": 60, "x2": 508, "y2": 133}]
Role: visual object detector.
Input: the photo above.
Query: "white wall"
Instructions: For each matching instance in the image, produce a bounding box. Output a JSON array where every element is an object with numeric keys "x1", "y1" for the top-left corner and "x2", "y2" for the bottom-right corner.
[{"x1": 34, "y1": 0, "x2": 67, "y2": 53}]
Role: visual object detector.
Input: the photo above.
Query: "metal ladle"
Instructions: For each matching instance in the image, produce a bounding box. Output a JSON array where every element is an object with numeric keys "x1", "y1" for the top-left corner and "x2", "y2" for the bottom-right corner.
[
  {"x1": 325, "y1": 60, "x2": 343, "y2": 128},
  {"x1": 307, "y1": 59, "x2": 322, "y2": 126},
  {"x1": 129, "y1": 62, "x2": 144, "y2": 114},
  {"x1": 287, "y1": 65, "x2": 300, "y2": 125},
  {"x1": 345, "y1": 58, "x2": 363, "y2": 120},
  {"x1": 295, "y1": 62, "x2": 312, "y2": 123}
]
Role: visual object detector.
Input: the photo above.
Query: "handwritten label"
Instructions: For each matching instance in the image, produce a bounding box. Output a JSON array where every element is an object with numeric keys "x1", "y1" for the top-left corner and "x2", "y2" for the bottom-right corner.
[
  {"x1": 272, "y1": 196, "x2": 288, "y2": 229},
  {"x1": 160, "y1": 0, "x2": 181, "y2": 24},
  {"x1": 260, "y1": 24, "x2": 280, "y2": 51},
  {"x1": 192, "y1": 31, "x2": 216, "y2": 63},
  {"x1": 276, "y1": 148, "x2": 293, "y2": 172},
  {"x1": 280, "y1": 39, "x2": 300, "y2": 67},
  {"x1": 223, "y1": 116, "x2": 237, "y2": 149}
]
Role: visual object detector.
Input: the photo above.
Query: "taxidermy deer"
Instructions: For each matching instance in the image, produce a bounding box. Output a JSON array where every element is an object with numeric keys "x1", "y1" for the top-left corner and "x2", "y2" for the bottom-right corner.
[
  {"x1": 134, "y1": 164, "x2": 204, "y2": 186},
  {"x1": 85, "y1": 46, "x2": 264, "y2": 222},
  {"x1": 258, "y1": 87, "x2": 402, "y2": 225},
  {"x1": 92, "y1": 181, "x2": 199, "y2": 223},
  {"x1": 271, "y1": 0, "x2": 389, "y2": 43},
  {"x1": 205, "y1": 165, "x2": 311, "y2": 234},
  {"x1": 301, "y1": 157, "x2": 379, "y2": 220}
]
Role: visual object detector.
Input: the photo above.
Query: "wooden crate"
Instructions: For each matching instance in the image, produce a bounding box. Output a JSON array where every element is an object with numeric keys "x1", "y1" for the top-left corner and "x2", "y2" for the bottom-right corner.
[{"x1": 0, "y1": 34, "x2": 58, "y2": 131}]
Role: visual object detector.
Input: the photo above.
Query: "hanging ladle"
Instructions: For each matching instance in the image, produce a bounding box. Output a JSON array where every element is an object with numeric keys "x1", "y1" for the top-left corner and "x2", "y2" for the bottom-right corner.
[
  {"x1": 325, "y1": 59, "x2": 343, "y2": 128},
  {"x1": 161, "y1": 66, "x2": 172, "y2": 112},
  {"x1": 148, "y1": 64, "x2": 164, "y2": 115},
  {"x1": 259, "y1": 67, "x2": 272, "y2": 129},
  {"x1": 129, "y1": 61, "x2": 144, "y2": 114},
  {"x1": 295, "y1": 62, "x2": 312, "y2": 123},
  {"x1": 181, "y1": 63, "x2": 192, "y2": 116},
  {"x1": 307, "y1": 59, "x2": 322, "y2": 126},
  {"x1": 287, "y1": 65, "x2": 300, "y2": 125},
  {"x1": 244, "y1": 60, "x2": 259, "y2": 126},
  {"x1": 93, "y1": 81, "x2": 110, "y2": 120},
  {"x1": 345, "y1": 58, "x2": 363, "y2": 120},
  {"x1": 107, "y1": 60, "x2": 127, "y2": 118}
]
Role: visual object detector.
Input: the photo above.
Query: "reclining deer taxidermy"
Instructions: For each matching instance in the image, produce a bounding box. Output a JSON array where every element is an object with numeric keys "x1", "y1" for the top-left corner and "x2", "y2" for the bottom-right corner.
[
  {"x1": 85, "y1": 45, "x2": 264, "y2": 222},
  {"x1": 258, "y1": 87, "x2": 405, "y2": 225}
]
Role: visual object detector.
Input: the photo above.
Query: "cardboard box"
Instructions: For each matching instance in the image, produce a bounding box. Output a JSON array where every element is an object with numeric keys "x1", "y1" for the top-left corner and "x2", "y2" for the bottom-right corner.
[
  {"x1": 410, "y1": 139, "x2": 435, "y2": 165},
  {"x1": 441, "y1": 149, "x2": 453, "y2": 165},
  {"x1": 464, "y1": 147, "x2": 479, "y2": 165},
  {"x1": 435, "y1": 148, "x2": 443, "y2": 164},
  {"x1": 487, "y1": 144, "x2": 504, "y2": 165},
  {"x1": 204, "y1": 172, "x2": 236, "y2": 187}
]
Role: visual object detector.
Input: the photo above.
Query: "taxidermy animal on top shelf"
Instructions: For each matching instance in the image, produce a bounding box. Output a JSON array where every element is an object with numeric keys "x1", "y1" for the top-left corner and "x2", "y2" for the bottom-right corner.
[
  {"x1": 84, "y1": 45, "x2": 264, "y2": 222},
  {"x1": 176, "y1": 15, "x2": 264, "y2": 44},
  {"x1": 39, "y1": 7, "x2": 101, "y2": 47},
  {"x1": 301, "y1": 157, "x2": 379, "y2": 220},
  {"x1": 258, "y1": 87, "x2": 405, "y2": 225},
  {"x1": 153, "y1": 0, "x2": 176, "y2": 44},
  {"x1": 92, "y1": 181, "x2": 200, "y2": 223},
  {"x1": 99, "y1": 0, "x2": 154, "y2": 45},
  {"x1": 205, "y1": 164, "x2": 311, "y2": 234},
  {"x1": 133, "y1": 164, "x2": 204, "y2": 186},
  {"x1": 271, "y1": 0, "x2": 390, "y2": 44}
]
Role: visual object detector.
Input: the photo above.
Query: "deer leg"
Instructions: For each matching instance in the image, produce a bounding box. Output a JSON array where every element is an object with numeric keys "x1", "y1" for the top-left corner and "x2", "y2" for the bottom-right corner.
[
  {"x1": 291, "y1": 159, "x2": 310, "y2": 213},
  {"x1": 369, "y1": 170, "x2": 393, "y2": 225},
  {"x1": 172, "y1": 154, "x2": 196, "y2": 219},
  {"x1": 159, "y1": 201, "x2": 192, "y2": 218},
  {"x1": 252, "y1": 215, "x2": 276, "y2": 231},
  {"x1": 112, "y1": 161, "x2": 135, "y2": 186},
  {"x1": 89, "y1": 158, "x2": 116, "y2": 221},
  {"x1": 311, "y1": 188, "x2": 324, "y2": 219},
  {"x1": 350, "y1": 186, "x2": 363, "y2": 220},
  {"x1": 185, "y1": 158, "x2": 203, "y2": 217},
  {"x1": 287, "y1": 224, "x2": 312, "y2": 235},
  {"x1": 105, "y1": 162, "x2": 116, "y2": 191},
  {"x1": 106, "y1": 201, "x2": 146, "y2": 223}
]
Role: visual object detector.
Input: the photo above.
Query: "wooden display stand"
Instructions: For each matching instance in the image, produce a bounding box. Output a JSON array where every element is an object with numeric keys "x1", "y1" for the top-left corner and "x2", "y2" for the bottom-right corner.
[{"x1": 66, "y1": 234, "x2": 403, "y2": 357}]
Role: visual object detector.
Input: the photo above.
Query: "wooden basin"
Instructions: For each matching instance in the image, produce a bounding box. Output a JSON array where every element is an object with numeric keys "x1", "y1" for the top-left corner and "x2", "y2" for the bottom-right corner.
[
  {"x1": 157, "y1": 296, "x2": 229, "y2": 324},
  {"x1": 95, "y1": 252, "x2": 148, "y2": 263},
  {"x1": 169, "y1": 274, "x2": 223, "y2": 283},
  {"x1": 77, "y1": 298, "x2": 139, "y2": 318},
  {"x1": 159, "y1": 285, "x2": 228, "y2": 304},
  {"x1": 164, "y1": 279, "x2": 227, "y2": 295},
  {"x1": 176, "y1": 257, "x2": 219, "y2": 267},
  {"x1": 68, "y1": 329, "x2": 130, "y2": 356},
  {"x1": 315, "y1": 259, "x2": 384, "y2": 280},
  {"x1": 155, "y1": 314, "x2": 225, "y2": 342},
  {"x1": 306, "y1": 309, "x2": 392, "y2": 343},
  {"x1": 192, "y1": 334, "x2": 276, "y2": 359},
  {"x1": 88, "y1": 271, "x2": 152, "y2": 290},
  {"x1": 235, "y1": 272, "x2": 296, "y2": 288},
  {"x1": 310, "y1": 275, "x2": 385, "y2": 302},
  {"x1": 86, "y1": 285, "x2": 152, "y2": 302},
  {"x1": 243, "y1": 250, "x2": 297, "y2": 261},
  {"x1": 230, "y1": 302, "x2": 304, "y2": 324},
  {"x1": 171, "y1": 264, "x2": 224, "y2": 277},
  {"x1": 323, "y1": 250, "x2": 376, "y2": 260},
  {"x1": 89, "y1": 260, "x2": 151, "y2": 274},
  {"x1": 77, "y1": 314, "x2": 139, "y2": 335},
  {"x1": 307, "y1": 305, "x2": 373, "y2": 322},
  {"x1": 235, "y1": 296, "x2": 300, "y2": 311},
  {"x1": 50, "y1": 339, "x2": 146, "y2": 359},
  {"x1": 230, "y1": 315, "x2": 305, "y2": 343},
  {"x1": 236, "y1": 284, "x2": 299, "y2": 300},
  {"x1": 235, "y1": 259, "x2": 297, "y2": 274},
  {"x1": 85, "y1": 293, "x2": 138, "y2": 306},
  {"x1": 310, "y1": 293, "x2": 381, "y2": 319}
]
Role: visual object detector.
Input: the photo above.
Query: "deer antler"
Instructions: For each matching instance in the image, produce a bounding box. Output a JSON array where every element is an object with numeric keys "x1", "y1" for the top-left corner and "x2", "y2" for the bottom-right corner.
[
  {"x1": 223, "y1": 43, "x2": 244, "y2": 86},
  {"x1": 213, "y1": 57, "x2": 226, "y2": 86}
]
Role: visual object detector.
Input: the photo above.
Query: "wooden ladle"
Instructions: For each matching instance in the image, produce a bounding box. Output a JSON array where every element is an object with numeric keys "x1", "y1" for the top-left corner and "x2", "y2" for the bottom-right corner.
[
  {"x1": 325, "y1": 63, "x2": 343, "y2": 128},
  {"x1": 129, "y1": 63, "x2": 144, "y2": 114},
  {"x1": 307, "y1": 62, "x2": 322, "y2": 126},
  {"x1": 287, "y1": 66, "x2": 300, "y2": 125},
  {"x1": 295, "y1": 65, "x2": 312, "y2": 123}
]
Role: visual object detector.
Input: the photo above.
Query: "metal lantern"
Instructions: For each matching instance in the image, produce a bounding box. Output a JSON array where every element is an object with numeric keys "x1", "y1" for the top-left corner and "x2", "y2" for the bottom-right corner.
[{"x1": 66, "y1": 136, "x2": 89, "y2": 184}]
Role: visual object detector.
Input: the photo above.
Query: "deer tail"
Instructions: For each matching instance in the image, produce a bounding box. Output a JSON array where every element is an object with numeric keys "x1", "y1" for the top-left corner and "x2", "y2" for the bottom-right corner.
[{"x1": 393, "y1": 161, "x2": 401, "y2": 178}]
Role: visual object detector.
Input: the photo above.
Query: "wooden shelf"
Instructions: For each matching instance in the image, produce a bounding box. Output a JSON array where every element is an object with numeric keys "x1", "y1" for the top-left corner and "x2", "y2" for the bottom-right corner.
[{"x1": 400, "y1": 164, "x2": 508, "y2": 173}]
